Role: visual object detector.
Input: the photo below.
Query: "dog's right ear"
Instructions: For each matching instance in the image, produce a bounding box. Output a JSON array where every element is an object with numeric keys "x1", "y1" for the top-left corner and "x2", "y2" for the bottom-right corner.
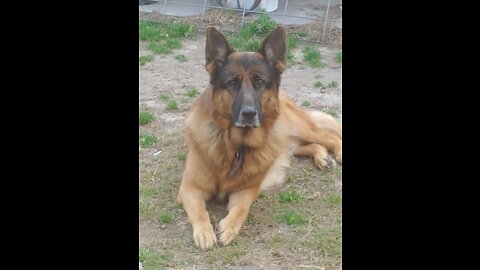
[{"x1": 205, "y1": 27, "x2": 235, "y2": 81}]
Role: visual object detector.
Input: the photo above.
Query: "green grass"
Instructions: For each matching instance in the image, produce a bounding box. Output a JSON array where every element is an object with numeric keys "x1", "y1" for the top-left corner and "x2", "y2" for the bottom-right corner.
[
  {"x1": 139, "y1": 247, "x2": 170, "y2": 270},
  {"x1": 315, "y1": 226, "x2": 342, "y2": 256},
  {"x1": 139, "y1": 55, "x2": 154, "y2": 65},
  {"x1": 139, "y1": 111, "x2": 155, "y2": 125},
  {"x1": 303, "y1": 46, "x2": 325, "y2": 68},
  {"x1": 322, "y1": 193, "x2": 342, "y2": 207},
  {"x1": 147, "y1": 38, "x2": 181, "y2": 54},
  {"x1": 280, "y1": 211, "x2": 306, "y2": 226},
  {"x1": 301, "y1": 100, "x2": 311, "y2": 107},
  {"x1": 314, "y1": 81, "x2": 323, "y2": 88},
  {"x1": 279, "y1": 190, "x2": 302, "y2": 203},
  {"x1": 140, "y1": 186, "x2": 159, "y2": 197},
  {"x1": 335, "y1": 51, "x2": 342, "y2": 64},
  {"x1": 166, "y1": 100, "x2": 178, "y2": 110},
  {"x1": 177, "y1": 152, "x2": 186, "y2": 161},
  {"x1": 326, "y1": 109, "x2": 338, "y2": 118},
  {"x1": 139, "y1": 133, "x2": 157, "y2": 147},
  {"x1": 328, "y1": 81, "x2": 338, "y2": 88},
  {"x1": 159, "y1": 212, "x2": 173, "y2": 224},
  {"x1": 287, "y1": 36, "x2": 298, "y2": 63},
  {"x1": 185, "y1": 87, "x2": 199, "y2": 97},
  {"x1": 175, "y1": 54, "x2": 188, "y2": 62},
  {"x1": 140, "y1": 20, "x2": 195, "y2": 55},
  {"x1": 315, "y1": 75, "x2": 322, "y2": 79},
  {"x1": 298, "y1": 31, "x2": 308, "y2": 37},
  {"x1": 159, "y1": 93, "x2": 170, "y2": 101},
  {"x1": 228, "y1": 12, "x2": 277, "y2": 52}
]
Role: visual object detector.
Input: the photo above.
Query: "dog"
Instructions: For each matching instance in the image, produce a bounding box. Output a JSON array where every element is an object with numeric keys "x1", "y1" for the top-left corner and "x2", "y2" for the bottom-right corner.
[{"x1": 177, "y1": 26, "x2": 342, "y2": 249}]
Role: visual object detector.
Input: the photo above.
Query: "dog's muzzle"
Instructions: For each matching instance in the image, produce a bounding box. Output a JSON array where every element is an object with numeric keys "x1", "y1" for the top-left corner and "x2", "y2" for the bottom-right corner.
[{"x1": 234, "y1": 105, "x2": 260, "y2": 128}]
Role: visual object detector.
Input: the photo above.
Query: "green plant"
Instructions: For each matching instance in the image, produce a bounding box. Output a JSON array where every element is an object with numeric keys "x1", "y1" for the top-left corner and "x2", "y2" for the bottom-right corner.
[
  {"x1": 139, "y1": 133, "x2": 157, "y2": 147},
  {"x1": 139, "y1": 55, "x2": 154, "y2": 65},
  {"x1": 177, "y1": 153, "x2": 186, "y2": 161},
  {"x1": 280, "y1": 211, "x2": 306, "y2": 226},
  {"x1": 303, "y1": 46, "x2": 325, "y2": 68},
  {"x1": 185, "y1": 87, "x2": 199, "y2": 97},
  {"x1": 159, "y1": 212, "x2": 173, "y2": 224},
  {"x1": 314, "y1": 81, "x2": 323, "y2": 88},
  {"x1": 279, "y1": 190, "x2": 302, "y2": 203},
  {"x1": 301, "y1": 100, "x2": 311, "y2": 107},
  {"x1": 335, "y1": 51, "x2": 342, "y2": 63},
  {"x1": 175, "y1": 54, "x2": 188, "y2": 62},
  {"x1": 328, "y1": 81, "x2": 338, "y2": 88},
  {"x1": 166, "y1": 100, "x2": 178, "y2": 110},
  {"x1": 139, "y1": 111, "x2": 154, "y2": 125},
  {"x1": 159, "y1": 93, "x2": 170, "y2": 101}
]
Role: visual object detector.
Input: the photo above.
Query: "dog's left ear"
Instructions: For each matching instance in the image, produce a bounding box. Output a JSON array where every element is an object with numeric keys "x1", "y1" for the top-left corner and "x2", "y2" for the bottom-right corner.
[{"x1": 257, "y1": 26, "x2": 286, "y2": 74}]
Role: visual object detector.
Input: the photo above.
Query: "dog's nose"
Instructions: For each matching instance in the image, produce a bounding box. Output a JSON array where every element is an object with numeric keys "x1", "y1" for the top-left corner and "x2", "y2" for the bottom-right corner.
[{"x1": 241, "y1": 106, "x2": 257, "y2": 119}]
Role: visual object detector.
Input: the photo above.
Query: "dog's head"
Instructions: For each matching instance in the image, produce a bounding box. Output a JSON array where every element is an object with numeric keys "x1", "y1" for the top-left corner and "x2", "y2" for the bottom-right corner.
[{"x1": 205, "y1": 26, "x2": 286, "y2": 129}]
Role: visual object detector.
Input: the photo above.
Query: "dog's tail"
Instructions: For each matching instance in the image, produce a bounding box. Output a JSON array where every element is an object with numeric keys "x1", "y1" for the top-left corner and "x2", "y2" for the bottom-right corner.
[{"x1": 306, "y1": 111, "x2": 342, "y2": 139}]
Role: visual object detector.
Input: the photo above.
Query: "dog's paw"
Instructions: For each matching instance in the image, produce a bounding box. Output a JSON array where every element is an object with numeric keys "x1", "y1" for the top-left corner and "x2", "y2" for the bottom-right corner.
[
  {"x1": 315, "y1": 154, "x2": 337, "y2": 170},
  {"x1": 217, "y1": 218, "x2": 241, "y2": 246},
  {"x1": 335, "y1": 151, "x2": 342, "y2": 164},
  {"x1": 193, "y1": 223, "x2": 217, "y2": 250}
]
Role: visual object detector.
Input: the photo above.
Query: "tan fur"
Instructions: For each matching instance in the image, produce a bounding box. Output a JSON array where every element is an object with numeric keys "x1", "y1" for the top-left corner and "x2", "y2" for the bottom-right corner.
[{"x1": 176, "y1": 26, "x2": 342, "y2": 249}]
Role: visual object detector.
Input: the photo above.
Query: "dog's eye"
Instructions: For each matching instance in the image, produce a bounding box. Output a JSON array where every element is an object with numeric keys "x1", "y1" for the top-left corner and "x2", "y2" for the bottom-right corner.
[
  {"x1": 227, "y1": 79, "x2": 238, "y2": 88},
  {"x1": 255, "y1": 78, "x2": 265, "y2": 87}
]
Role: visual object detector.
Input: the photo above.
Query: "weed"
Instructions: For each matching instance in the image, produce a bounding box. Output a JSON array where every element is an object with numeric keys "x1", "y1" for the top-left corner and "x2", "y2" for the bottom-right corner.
[
  {"x1": 139, "y1": 111, "x2": 154, "y2": 125},
  {"x1": 139, "y1": 55, "x2": 154, "y2": 65},
  {"x1": 175, "y1": 54, "x2": 188, "y2": 62},
  {"x1": 166, "y1": 100, "x2": 178, "y2": 110},
  {"x1": 303, "y1": 46, "x2": 325, "y2": 68},
  {"x1": 139, "y1": 133, "x2": 157, "y2": 147}
]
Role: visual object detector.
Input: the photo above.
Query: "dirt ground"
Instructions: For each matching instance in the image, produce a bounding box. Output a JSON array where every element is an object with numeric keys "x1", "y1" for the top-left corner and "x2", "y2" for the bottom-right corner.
[{"x1": 139, "y1": 19, "x2": 342, "y2": 270}]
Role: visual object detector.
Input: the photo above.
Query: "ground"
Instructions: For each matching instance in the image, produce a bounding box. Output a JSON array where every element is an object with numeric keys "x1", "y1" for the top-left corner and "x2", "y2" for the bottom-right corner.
[{"x1": 139, "y1": 14, "x2": 342, "y2": 270}]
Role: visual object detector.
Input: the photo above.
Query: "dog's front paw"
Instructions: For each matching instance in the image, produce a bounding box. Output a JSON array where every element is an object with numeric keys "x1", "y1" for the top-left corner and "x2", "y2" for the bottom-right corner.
[
  {"x1": 193, "y1": 222, "x2": 217, "y2": 250},
  {"x1": 217, "y1": 217, "x2": 241, "y2": 246}
]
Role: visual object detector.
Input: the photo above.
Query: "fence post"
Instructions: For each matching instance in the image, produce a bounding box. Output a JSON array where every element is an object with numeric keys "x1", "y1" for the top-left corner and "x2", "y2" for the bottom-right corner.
[{"x1": 321, "y1": 0, "x2": 332, "y2": 42}]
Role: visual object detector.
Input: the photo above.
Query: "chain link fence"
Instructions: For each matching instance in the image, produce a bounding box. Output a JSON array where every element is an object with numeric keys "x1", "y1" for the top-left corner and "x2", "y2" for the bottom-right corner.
[{"x1": 140, "y1": 0, "x2": 342, "y2": 45}]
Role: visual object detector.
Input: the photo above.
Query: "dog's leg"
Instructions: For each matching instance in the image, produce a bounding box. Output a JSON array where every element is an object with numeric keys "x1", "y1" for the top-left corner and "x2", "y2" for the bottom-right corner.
[
  {"x1": 297, "y1": 127, "x2": 342, "y2": 164},
  {"x1": 294, "y1": 143, "x2": 333, "y2": 170},
  {"x1": 177, "y1": 183, "x2": 217, "y2": 250},
  {"x1": 218, "y1": 185, "x2": 261, "y2": 246}
]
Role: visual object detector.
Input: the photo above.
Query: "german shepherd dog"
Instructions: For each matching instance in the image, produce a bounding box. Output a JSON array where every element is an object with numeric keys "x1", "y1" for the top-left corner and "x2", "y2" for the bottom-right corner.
[{"x1": 177, "y1": 26, "x2": 342, "y2": 249}]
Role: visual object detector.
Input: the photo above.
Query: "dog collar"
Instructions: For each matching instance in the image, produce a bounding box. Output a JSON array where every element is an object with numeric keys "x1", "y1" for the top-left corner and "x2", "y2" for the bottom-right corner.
[{"x1": 227, "y1": 144, "x2": 245, "y2": 179}]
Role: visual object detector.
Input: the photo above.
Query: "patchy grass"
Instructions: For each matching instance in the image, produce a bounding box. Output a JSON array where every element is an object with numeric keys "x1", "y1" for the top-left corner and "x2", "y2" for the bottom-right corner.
[
  {"x1": 140, "y1": 20, "x2": 195, "y2": 55},
  {"x1": 287, "y1": 36, "x2": 298, "y2": 63},
  {"x1": 314, "y1": 81, "x2": 324, "y2": 88},
  {"x1": 159, "y1": 93, "x2": 171, "y2": 101},
  {"x1": 159, "y1": 212, "x2": 174, "y2": 224},
  {"x1": 301, "y1": 100, "x2": 311, "y2": 107},
  {"x1": 228, "y1": 13, "x2": 277, "y2": 51},
  {"x1": 315, "y1": 74, "x2": 322, "y2": 79},
  {"x1": 303, "y1": 46, "x2": 325, "y2": 68},
  {"x1": 139, "y1": 247, "x2": 170, "y2": 270},
  {"x1": 328, "y1": 81, "x2": 338, "y2": 88},
  {"x1": 139, "y1": 55, "x2": 154, "y2": 65},
  {"x1": 280, "y1": 211, "x2": 306, "y2": 226},
  {"x1": 140, "y1": 186, "x2": 159, "y2": 198},
  {"x1": 335, "y1": 51, "x2": 342, "y2": 64},
  {"x1": 177, "y1": 152, "x2": 186, "y2": 161},
  {"x1": 139, "y1": 111, "x2": 155, "y2": 125},
  {"x1": 185, "y1": 87, "x2": 199, "y2": 98},
  {"x1": 326, "y1": 109, "x2": 338, "y2": 118},
  {"x1": 279, "y1": 190, "x2": 303, "y2": 203},
  {"x1": 175, "y1": 54, "x2": 188, "y2": 62},
  {"x1": 165, "y1": 100, "x2": 178, "y2": 110},
  {"x1": 139, "y1": 133, "x2": 157, "y2": 147}
]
